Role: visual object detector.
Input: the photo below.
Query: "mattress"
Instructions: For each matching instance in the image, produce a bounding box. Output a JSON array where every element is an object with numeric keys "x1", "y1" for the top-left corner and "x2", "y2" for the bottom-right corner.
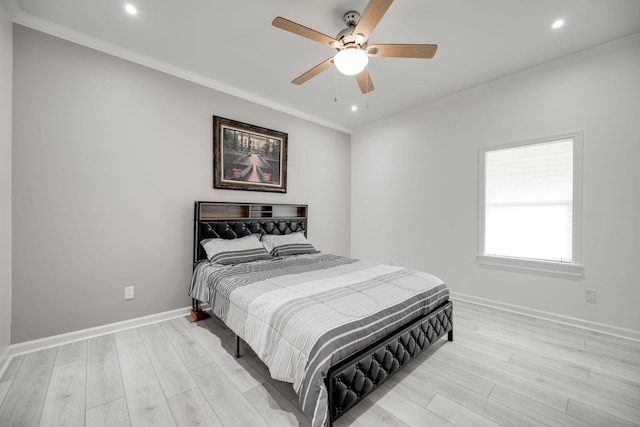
[{"x1": 189, "y1": 253, "x2": 449, "y2": 426}]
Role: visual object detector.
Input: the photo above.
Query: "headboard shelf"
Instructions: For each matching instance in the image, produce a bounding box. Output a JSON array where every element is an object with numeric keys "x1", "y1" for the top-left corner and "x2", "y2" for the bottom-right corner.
[{"x1": 196, "y1": 202, "x2": 307, "y2": 221}]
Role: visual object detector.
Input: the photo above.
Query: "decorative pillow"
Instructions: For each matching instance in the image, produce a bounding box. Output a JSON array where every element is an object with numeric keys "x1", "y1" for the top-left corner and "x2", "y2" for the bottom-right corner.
[
  {"x1": 260, "y1": 232, "x2": 318, "y2": 257},
  {"x1": 201, "y1": 234, "x2": 272, "y2": 265}
]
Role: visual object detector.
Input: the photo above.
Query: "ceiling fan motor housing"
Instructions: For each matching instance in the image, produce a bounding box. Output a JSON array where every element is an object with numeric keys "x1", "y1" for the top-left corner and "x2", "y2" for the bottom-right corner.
[
  {"x1": 342, "y1": 10, "x2": 360, "y2": 27},
  {"x1": 337, "y1": 11, "x2": 366, "y2": 48}
]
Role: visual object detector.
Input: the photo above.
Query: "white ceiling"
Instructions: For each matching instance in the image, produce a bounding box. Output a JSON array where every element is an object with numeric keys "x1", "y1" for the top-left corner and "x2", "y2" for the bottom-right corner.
[{"x1": 6, "y1": 0, "x2": 640, "y2": 132}]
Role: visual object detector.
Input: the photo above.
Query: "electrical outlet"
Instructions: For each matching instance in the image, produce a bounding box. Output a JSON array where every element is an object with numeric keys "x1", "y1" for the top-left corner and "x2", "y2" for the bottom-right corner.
[
  {"x1": 125, "y1": 286, "x2": 135, "y2": 300},
  {"x1": 585, "y1": 288, "x2": 597, "y2": 303},
  {"x1": 389, "y1": 259, "x2": 395, "y2": 266}
]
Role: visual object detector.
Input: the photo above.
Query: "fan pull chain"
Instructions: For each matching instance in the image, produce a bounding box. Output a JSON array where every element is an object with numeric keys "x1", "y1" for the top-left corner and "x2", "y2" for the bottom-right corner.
[
  {"x1": 334, "y1": 67, "x2": 338, "y2": 103},
  {"x1": 365, "y1": 67, "x2": 369, "y2": 109}
]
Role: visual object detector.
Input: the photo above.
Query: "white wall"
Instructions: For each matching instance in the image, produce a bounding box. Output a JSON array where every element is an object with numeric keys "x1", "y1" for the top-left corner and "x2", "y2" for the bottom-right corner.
[
  {"x1": 11, "y1": 25, "x2": 351, "y2": 343},
  {"x1": 351, "y1": 36, "x2": 640, "y2": 334},
  {"x1": 0, "y1": 3, "x2": 12, "y2": 355}
]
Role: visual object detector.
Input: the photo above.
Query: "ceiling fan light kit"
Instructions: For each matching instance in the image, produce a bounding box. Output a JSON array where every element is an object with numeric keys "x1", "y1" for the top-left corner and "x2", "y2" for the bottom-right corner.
[
  {"x1": 272, "y1": 0, "x2": 438, "y2": 94},
  {"x1": 334, "y1": 48, "x2": 369, "y2": 76}
]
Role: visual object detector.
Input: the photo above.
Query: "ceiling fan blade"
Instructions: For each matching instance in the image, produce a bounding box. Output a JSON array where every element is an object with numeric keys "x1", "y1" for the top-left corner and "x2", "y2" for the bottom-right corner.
[
  {"x1": 355, "y1": 68, "x2": 374, "y2": 94},
  {"x1": 354, "y1": 0, "x2": 394, "y2": 41},
  {"x1": 272, "y1": 17, "x2": 340, "y2": 47},
  {"x1": 367, "y1": 44, "x2": 438, "y2": 58},
  {"x1": 292, "y1": 57, "x2": 335, "y2": 85}
]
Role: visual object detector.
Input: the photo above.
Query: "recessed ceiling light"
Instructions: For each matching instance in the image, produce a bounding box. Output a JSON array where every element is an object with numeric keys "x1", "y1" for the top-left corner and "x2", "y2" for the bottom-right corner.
[
  {"x1": 124, "y1": 4, "x2": 138, "y2": 15},
  {"x1": 551, "y1": 18, "x2": 566, "y2": 29},
  {"x1": 351, "y1": 106, "x2": 358, "y2": 112}
]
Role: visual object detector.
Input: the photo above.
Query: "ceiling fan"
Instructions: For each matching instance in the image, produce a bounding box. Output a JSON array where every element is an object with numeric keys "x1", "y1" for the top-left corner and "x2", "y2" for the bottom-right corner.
[{"x1": 272, "y1": 0, "x2": 438, "y2": 94}]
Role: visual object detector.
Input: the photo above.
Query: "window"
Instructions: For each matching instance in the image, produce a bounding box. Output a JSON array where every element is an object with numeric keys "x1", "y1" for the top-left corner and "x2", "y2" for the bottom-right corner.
[{"x1": 478, "y1": 133, "x2": 583, "y2": 277}]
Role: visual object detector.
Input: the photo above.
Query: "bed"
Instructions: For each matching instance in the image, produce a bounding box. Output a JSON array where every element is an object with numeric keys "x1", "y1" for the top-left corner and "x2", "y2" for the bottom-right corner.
[{"x1": 189, "y1": 201, "x2": 453, "y2": 426}]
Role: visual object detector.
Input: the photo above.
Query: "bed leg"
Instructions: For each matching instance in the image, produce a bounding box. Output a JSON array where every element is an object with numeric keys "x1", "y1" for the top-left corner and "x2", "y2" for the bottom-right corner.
[
  {"x1": 188, "y1": 299, "x2": 209, "y2": 322},
  {"x1": 235, "y1": 335, "x2": 240, "y2": 358},
  {"x1": 448, "y1": 330, "x2": 454, "y2": 342}
]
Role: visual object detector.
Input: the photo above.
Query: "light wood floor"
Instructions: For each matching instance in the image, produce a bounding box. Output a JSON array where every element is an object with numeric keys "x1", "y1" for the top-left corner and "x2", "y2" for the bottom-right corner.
[{"x1": 1, "y1": 299, "x2": 639, "y2": 426}]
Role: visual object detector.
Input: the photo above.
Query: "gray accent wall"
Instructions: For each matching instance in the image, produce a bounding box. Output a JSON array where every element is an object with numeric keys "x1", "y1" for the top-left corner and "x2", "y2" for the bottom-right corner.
[
  {"x1": 351, "y1": 36, "x2": 640, "y2": 334},
  {"x1": 0, "y1": 4, "x2": 12, "y2": 355},
  {"x1": 11, "y1": 25, "x2": 351, "y2": 343}
]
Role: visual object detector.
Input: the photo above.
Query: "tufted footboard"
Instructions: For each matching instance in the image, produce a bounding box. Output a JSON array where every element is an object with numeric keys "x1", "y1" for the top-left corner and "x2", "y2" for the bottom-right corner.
[{"x1": 326, "y1": 300, "x2": 453, "y2": 425}]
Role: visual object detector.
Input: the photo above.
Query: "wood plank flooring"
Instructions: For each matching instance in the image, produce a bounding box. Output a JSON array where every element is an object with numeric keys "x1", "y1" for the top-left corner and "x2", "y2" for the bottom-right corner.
[{"x1": 1, "y1": 299, "x2": 639, "y2": 426}]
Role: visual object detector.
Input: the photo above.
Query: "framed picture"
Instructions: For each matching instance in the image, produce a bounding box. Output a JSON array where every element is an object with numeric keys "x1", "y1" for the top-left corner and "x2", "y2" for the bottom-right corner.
[{"x1": 213, "y1": 116, "x2": 288, "y2": 193}]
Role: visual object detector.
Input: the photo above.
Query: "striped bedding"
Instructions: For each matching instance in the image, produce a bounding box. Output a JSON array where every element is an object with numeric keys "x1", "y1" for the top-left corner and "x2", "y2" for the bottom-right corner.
[{"x1": 189, "y1": 253, "x2": 449, "y2": 427}]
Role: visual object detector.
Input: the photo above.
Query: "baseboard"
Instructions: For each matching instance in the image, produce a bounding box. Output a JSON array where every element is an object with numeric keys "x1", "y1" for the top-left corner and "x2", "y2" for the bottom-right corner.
[
  {"x1": 3, "y1": 306, "x2": 192, "y2": 364},
  {"x1": 0, "y1": 345, "x2": 10, "y2": 380},
  {"x1": 450, "y1": 292, "x2": 640, "y2": 342},
  {"x1": 3, "y1": 294, "x2": 637, "y2": 377}
]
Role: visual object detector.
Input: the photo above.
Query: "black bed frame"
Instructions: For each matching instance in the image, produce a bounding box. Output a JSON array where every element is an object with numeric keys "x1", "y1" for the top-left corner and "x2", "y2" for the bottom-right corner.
[{"x1": 192, "y1": 201, "x2": 453, "y2": 425}]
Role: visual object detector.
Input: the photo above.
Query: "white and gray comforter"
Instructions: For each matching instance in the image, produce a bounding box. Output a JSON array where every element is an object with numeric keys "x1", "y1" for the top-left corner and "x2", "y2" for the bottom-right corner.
[{"x1": 189, "y1": 253, "x2": 449, "y2": 426}]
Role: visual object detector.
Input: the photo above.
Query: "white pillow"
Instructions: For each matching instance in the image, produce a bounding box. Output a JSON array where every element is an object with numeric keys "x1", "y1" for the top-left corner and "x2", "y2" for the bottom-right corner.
[
  {"x1": 260, "y1": 232, "x2": 318, "y2": 257},
  {"x1": 201, "y1": 234, "x2": 272, "y2": 265}
]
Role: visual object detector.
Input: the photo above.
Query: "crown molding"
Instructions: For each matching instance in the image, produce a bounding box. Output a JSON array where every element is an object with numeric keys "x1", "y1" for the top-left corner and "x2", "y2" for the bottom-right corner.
[
  {"x1": 10, "y1": 7, "x2": 351, "y2": 134},
  {"x1": 473, "y1": 31, "x2": 640, "y2": 95},
  {"x1": 2, "y1": 0, "x2": 19, "y2": 20}
]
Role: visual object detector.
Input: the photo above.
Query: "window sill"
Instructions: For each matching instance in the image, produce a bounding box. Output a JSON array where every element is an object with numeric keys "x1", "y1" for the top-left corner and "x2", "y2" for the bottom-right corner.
[{"x1": 477, "y1": 254, "x2": 584, "y2": 279}]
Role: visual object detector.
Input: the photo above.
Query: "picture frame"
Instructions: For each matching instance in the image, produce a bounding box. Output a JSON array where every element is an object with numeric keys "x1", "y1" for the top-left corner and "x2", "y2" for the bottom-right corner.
[{"x1": 213, "y1": 116, "x2": 288, "y2": 193}]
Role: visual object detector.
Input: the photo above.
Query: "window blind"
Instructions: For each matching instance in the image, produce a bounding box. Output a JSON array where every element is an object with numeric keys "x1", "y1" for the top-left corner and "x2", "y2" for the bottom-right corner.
[{"x1": 484, "y1": 138, "x2": 573, "y2": 262}]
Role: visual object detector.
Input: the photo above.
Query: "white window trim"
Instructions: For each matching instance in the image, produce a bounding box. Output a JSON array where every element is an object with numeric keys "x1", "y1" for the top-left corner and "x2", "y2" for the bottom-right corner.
[{"x1": 477, "y1": 132, "x2": 584, "y2": 278}]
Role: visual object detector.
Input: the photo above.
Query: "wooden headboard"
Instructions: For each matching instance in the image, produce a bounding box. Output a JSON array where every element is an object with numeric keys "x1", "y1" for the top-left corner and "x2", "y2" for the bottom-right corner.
[{"x1": 193, "y1": 201, "x2": 308, "y2": 264}]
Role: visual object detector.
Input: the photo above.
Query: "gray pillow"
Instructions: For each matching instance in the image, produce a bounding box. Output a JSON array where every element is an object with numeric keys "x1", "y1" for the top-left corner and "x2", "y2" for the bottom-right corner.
[
  {"x1": 201, "y1": 234, "x2": 272, "y2": 265},
  {"x1": 260, "y1": 232, "x2": 318, "y2": 257}
]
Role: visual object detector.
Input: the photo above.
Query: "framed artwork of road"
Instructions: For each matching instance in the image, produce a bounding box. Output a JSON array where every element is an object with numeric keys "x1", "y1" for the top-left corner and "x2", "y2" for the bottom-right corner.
[{"x1": 213, "y1": 116, "x2": 288, "y2": 193}]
